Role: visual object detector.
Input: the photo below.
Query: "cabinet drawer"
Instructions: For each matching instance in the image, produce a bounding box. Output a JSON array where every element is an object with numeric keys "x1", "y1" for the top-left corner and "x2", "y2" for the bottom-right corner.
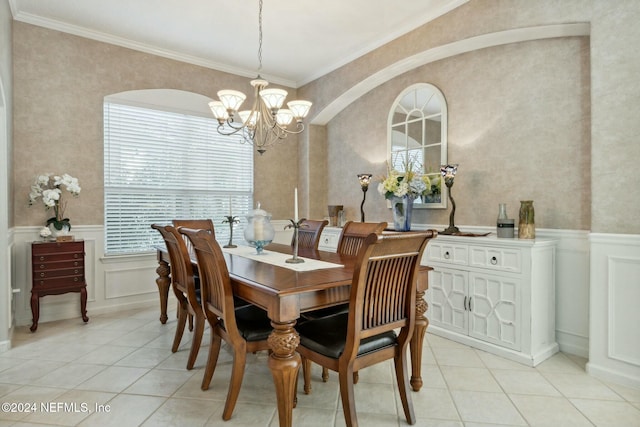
[
  {"x1": 426, "y1": 241, "x2": 468, "y2": 265},
  {"x1": 469, "y1": 247, "x2": 521, "y2": 273},
  {"x1": 32, "y1": 251, "x2": 83, "y2": 263},
  {"x1": 34, "y1": 275, "x2": 85, "y2": 288},
  {"x1": 35, "y1": 259, "x2": 83, "y2": 270},
  {"x1": 32, "y1": 241, "x2": 84, "y2": 255},
  {"x1": 34, "y1": 267, "x2": 84, "y2": 279}
]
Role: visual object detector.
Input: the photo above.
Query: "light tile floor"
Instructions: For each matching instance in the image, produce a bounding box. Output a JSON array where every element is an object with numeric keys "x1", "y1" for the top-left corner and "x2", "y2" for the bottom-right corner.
[{"x1": 1, "y1": 305, "x2": 639, "y2": 427}]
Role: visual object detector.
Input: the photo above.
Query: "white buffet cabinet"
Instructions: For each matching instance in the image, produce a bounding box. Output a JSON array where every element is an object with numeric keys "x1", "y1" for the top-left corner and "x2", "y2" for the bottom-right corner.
[{"x1": 425, "y1": 234, "x2": 558, "y2": 366}]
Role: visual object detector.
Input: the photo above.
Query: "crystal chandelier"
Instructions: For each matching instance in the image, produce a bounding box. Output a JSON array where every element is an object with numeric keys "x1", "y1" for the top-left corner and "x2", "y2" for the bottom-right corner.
[{"x1": 208, "y1": 0, "x2": 312, "y2": 154}]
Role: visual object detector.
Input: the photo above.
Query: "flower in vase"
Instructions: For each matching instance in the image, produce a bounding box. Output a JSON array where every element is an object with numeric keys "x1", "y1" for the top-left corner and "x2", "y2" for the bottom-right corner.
[
  {"x1": 377, "y1": 162, "x2": 426, "y2": 200},
  {"x1": 29, "y1": 173, "x2": 81, "y2": 231}
]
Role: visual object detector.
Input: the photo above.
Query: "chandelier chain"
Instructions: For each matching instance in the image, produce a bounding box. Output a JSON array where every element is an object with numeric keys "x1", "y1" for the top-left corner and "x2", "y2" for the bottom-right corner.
[{"x1": 257, "y1": 0, "x2": 263, "y2": 74}]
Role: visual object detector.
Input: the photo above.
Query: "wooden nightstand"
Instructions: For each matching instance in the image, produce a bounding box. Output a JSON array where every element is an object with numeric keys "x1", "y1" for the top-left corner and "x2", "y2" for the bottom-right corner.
[{"x1": 30, "y1": 240, "x2": 89, "y2": 332}]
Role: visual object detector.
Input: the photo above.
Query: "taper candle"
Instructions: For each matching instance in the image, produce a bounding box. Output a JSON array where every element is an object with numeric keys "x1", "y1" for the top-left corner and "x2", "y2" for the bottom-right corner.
[{"x1": 294, "y1": 188, "x2": 299, "y2": 221}]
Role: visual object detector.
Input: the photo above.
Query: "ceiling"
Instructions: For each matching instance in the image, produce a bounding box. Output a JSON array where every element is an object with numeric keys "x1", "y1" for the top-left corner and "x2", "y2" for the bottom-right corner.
[{"x1": 10, "y1": 0, "x2": 467, "y2": 87}]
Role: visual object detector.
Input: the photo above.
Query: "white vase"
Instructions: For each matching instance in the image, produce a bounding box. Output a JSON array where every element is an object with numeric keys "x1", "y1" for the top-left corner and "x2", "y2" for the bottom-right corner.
[
  {"x1": 49, "y1": 223, "x2": 71, "y2": 237},
  {"x1": 390, "y1": 196, "x2": 415, "y2": 231}
]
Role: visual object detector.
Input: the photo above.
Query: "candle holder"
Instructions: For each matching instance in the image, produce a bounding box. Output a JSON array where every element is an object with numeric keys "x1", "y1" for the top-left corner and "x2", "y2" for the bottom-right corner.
[
  {"x1": 285, "y1": 219, "x2": 306, "y2": 263},
  {"x1": 222, "y1": 216, "x2": 240, "y2": 248},
  {"x1": 357, "y1": 173, "x2": 372, "y2": 222},
  {"x1": 440, "y1": 164, "x2": 460, "y2": 235}
]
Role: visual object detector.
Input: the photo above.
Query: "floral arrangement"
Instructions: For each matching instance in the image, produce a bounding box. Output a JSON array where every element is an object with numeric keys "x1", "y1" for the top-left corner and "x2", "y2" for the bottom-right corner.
[
  {"x1": 29, "y1": 173, "x2": 81, "y2": 231},
  {"x1": 377, "y1": 161, "x2": 431, "y2": 200}
]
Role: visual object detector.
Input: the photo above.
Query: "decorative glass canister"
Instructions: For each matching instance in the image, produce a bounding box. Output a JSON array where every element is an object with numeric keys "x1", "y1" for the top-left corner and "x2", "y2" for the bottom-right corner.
[
  {"x1": 518, "y1": 200, "x2": 535, "y2": 239},
  {"x1": 497, "y1": 203, "x2": 514, "y2": 238},
  {"x1": 244, "y1": 203, "x2": 275, "y2": 254}
]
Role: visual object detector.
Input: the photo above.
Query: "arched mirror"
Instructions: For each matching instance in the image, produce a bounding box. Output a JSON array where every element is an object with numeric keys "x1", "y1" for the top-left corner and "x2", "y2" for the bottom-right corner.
[{"x1": 387, "y1": 83, "x2": 447, "y2": 209}]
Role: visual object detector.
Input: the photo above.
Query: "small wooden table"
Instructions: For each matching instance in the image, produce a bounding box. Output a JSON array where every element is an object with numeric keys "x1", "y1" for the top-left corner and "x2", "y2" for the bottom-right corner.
[
  {"x1": 31, "y1": 240, "x2": 89, "y2": 332},
  {"x1": 155, "y1": 243, "x2": 430, "y2": 427}
]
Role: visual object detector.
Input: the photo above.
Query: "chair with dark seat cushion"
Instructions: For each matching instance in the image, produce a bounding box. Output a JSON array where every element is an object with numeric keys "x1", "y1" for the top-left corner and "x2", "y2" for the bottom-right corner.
[
  {"x1": 296, "y1": 230, "x2": 435, "y2": 427},
  {"x1": 293, "y1": 219, "x2": 328, "y2": 250},
  {"x1": 179, "y1": 227, "x2": 272, "y2": 421},
  {"x1": 151, "y1": 224, "x2": 205, "y2": 370},
  {"x1": 302, "y1": 220, "x2": 387, "y2": 381}
]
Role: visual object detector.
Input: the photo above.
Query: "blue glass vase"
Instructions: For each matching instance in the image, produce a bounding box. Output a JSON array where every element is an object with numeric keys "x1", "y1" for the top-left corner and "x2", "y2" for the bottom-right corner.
[{"x1": 390, "y1": 196, "x2": 414, "y2": 231}]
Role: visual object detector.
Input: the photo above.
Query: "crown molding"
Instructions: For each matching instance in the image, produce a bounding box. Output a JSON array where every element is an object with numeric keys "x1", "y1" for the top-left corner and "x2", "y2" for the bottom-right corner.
[{"x1": 12, "y1": 10, "x2": 297, "y2": 88}]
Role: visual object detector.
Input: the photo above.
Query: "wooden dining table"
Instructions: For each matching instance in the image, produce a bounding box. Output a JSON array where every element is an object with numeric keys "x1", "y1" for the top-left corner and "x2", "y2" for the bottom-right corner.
[{"x1": 155, "y1": 242, "x2": 431, "y2": 427}]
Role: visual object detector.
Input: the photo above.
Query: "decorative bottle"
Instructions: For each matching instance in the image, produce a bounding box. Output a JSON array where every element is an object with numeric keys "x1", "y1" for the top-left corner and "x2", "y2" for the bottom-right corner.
[{"x1": 518, "y1": 200, "x2": 535, "y2": 239}]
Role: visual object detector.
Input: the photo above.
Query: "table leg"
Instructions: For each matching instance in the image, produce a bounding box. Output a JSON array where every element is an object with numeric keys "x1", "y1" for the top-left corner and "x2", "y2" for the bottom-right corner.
[
  {"x1": 410, "y1": 289, "x2": 428, "y2": 391},
  {"x1": 155, "y1": 258, "x2": 171, "y2": 324},
  {"x1": 267, "y1": 320, "x2": 301, "y2": 427}
]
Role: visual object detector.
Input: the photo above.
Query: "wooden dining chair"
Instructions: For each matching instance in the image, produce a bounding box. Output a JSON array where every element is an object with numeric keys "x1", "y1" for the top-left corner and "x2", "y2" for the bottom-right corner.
[
  {"x1": 172, "y1": 219, "x2": 216, "y2": 329},
  {"x1": 179, "y1": 227, "x2": 273, "y2": 421},
  {"x1": 294, "y1": 219, "x2": 328, "y2": 250},
  {"x1": 297, "y1": 231, "x2": 435, "y2": 427},
  {"x1": 303, "y1": 220, "x2": 387, "y2": 381},
  {"x1": 151, "y1": 224, "x2": 205, "y2": 370}
]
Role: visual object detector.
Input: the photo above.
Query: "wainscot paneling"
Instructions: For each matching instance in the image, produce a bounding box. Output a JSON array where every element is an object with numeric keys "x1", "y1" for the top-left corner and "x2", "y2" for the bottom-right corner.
[
  {"x1": 588, "y1": 233, "x2": 640, "y2": 389},
  {"x1": 9, "y1": 223, "x2": 591, "y2": 365}
]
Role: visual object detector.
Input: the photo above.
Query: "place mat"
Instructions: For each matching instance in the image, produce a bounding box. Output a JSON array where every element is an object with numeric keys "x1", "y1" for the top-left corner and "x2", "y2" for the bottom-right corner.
[{"x1": 221, "y1": 246, "x2": 344, "y2": 272}]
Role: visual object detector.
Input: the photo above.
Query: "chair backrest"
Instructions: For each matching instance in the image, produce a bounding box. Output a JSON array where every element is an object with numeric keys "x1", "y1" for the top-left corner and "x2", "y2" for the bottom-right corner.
[
  {"x1": 294, "y1": 219, "x2": 329, "y2": 250},
  {"x1": 172, "y1": 219, "x2": 215, "y2": 256},
  {"x1": 343, "y1": 230, "x2": 435, "y2": 361},
  {"x1": 336, "y1": 221, "x2": 388, "y2": 256},
  {"x1": 151, "y1": 224, "x2": 199, "y2": 306},
  {"x1": 179, "y1": 227, "x2": 240, "y2": 334}
]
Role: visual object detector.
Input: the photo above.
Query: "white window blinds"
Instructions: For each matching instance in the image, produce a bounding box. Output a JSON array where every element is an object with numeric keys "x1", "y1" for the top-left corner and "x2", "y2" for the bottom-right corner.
[{"x1": 104, "y1": 102, "x2": 253, "y2": 255}]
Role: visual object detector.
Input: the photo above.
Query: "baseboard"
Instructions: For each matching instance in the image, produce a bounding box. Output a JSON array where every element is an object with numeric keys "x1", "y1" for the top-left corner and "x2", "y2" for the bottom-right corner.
[{"x1": 586, "y1": 361, "x2": 640, "y2": 390}]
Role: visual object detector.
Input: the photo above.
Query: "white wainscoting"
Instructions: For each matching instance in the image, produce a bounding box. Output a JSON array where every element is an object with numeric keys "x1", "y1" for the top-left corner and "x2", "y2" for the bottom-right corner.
[
  {"x1": 588, "y1": 233, "x2": 640, "y2": 389},
  {"x1": 9, "y1": 223, "x2": 591, "y2": 362}
]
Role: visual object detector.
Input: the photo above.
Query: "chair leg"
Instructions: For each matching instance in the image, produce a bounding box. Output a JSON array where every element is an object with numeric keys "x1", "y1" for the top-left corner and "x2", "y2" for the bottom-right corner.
[
  {"x1": 201, "y1": 333, "x2": 222, "y2": 390},
  {"x1": 322, "y1": 366, "x2": 329, "y2": 382},
  {"x1": 222, "y1": 350, "x2": 247, "y2": 421},
  {"x1": 186, "y1": 313, "x2": 205, "y2": 370},
  {"x1": 394, "y1": 348, "x2": 416, "y2": 425},
  {"x1": 171, "y1": 302, "x2": 188, "y2": 353},
  {"x1": 302, "y1": 357, "x2": 312, "y2": 394},
  {"x1": 338, "y1": 365, "x2": 358, "y2": 427},
  {"x1": 188, "y1": 312, "x2": 194, "y2": 332}
]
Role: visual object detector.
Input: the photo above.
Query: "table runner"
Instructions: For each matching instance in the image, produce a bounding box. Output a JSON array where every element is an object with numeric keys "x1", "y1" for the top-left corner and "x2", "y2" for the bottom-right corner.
[{"x1": 222, "y1": 245, "x2": 344, "y2": 272}]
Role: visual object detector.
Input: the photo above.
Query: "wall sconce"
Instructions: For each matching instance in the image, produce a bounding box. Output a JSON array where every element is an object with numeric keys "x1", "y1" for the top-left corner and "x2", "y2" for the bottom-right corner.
[
  {"x1": 357, "y1": 174, "x2": 372, "y2": 222},
  {"x1": 440, "y1": 164, "x2": 460, "y2": 235}
]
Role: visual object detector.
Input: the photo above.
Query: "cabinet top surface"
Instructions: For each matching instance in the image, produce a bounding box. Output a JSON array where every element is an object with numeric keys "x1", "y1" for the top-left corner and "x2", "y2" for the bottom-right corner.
[{"x1": 32, "y1": 239, "x2": 84, "y2": 245}]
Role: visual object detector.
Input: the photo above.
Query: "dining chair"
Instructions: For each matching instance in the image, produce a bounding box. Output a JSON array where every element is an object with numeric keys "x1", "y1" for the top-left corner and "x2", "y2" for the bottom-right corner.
[
  {"x1": 303, "y1": 220, "x2": 387, "y2": 382},
  {"x1": 296, "y1": 231, "x2": 435, "y2": 427},
  {"x1": 172, "y1": 219, "x2": 216, "y2": 329},
  {"x1": 151, "y1": 224, "x2": 205, "y2": 370},
  {"x1": 179, "y1": 227, "x2": 273, "y2": 421},
  {"x1": 294, "y1": 219, "x2": 329, "y2": 250}
]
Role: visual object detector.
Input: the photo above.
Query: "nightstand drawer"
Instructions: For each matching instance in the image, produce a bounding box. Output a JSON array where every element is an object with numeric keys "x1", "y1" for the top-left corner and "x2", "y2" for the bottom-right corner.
[{"x1": 34, "y1": 267, "x2": 84, "y2": 279}]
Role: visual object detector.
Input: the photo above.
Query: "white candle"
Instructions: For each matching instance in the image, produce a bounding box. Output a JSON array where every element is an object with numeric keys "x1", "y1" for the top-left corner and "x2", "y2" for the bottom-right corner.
[
  {"x1": 229, "y1": 196, "x2": 232, "y2": 217},
  {"x1": 294, "y1": 188, "x2": 299, "y2": 221}
]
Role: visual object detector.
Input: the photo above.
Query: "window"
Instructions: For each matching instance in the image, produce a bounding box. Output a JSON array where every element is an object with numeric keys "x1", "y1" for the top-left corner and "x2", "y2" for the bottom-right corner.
[{"x1": 104, "y1": 96, "x2": 253, "y2": 255}]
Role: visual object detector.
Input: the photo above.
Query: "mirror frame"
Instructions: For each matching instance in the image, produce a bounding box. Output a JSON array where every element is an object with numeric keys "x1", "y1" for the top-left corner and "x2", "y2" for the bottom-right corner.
[{"x1": 387, "y1": 83, "x2": 448, "y2": 209}]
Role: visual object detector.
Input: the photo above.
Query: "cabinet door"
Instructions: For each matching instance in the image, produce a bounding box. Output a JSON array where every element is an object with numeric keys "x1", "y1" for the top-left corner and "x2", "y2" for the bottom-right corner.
[
  {"x1": 468, "y1": 273, "x2": 521, "y2": 351},
  {"x1": 427, "y1": 268, "x2": 468, "y2": 335}
]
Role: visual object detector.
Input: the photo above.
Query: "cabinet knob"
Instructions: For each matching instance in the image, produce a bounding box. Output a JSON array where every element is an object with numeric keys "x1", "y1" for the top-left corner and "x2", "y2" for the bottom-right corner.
[
  {"x1": 74, "y1": 254, "x2": 79, "y2": 259},
  {"x1": 39, "y1": 256, "x2": 45, "y2": 261},
  {"x1": 39, "y1": 264, "x2": 45, "y2": 269},
  {"x1": 40, "y1": 272, "x2": 45, "y2": 277},
  {"x1": 444, "y1": 251, "x2": 450, "y2": 259},
  {"x1": 490, "y1": 256, "x2": 498, "y2": 265},
  {"x1": 74, "y1": 277, "x2": 79, "y2": 282},
  {"x1": 74, "y1": 262, "x2": 79, "y2": 267},
  {"x1": 74, "y1": 269, "x2": 79, "y2": 274}
]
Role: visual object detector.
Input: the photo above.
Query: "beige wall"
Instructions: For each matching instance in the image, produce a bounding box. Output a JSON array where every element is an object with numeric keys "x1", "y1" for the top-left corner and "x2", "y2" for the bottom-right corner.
[
  {"x1": 12, "y1": 23, "x2": 299, "y2": 227},
  {"x1": 10, "y1": 0, "x2": 640, "y2": 235},
  {"x1": 325, "y1": 37, "x2": 591, "y2": 230},
  {"x1": 300, "y1": 0, "x2": 640, "y2": 234}
]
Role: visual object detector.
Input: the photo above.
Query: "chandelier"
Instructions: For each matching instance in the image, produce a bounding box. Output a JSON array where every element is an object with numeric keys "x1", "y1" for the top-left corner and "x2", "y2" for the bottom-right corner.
[{"x1": 208, "y1": 0, "x2": 312, "y2": 154}]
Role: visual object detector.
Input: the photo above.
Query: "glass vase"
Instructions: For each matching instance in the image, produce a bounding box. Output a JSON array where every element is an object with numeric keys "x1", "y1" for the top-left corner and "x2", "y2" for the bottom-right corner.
[
  {"x1": 518, "y1": 200, "x2": 535, "y2": 239},
  {"x1": 390, "y1": 196, "x2": 414, "y2": 232}
]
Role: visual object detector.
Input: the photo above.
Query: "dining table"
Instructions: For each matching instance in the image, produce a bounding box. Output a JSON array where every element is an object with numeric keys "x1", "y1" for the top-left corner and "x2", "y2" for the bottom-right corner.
[{"x1": 154, "y1": 241, "x2": 431, "y2": 427}]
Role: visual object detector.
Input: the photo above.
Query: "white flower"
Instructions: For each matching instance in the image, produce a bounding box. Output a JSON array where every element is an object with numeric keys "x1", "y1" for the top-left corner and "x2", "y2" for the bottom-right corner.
[
  {"x1": 39, "y1": 226, "x2": 52, "y2": 238},
  {"x1": 28, "y1": 173, "x2": 81, "y2": 226}
]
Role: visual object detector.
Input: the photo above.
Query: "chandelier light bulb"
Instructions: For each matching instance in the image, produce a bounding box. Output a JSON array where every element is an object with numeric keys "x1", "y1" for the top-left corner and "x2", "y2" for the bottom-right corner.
[
  {"x1": 208, "y1": 101, "x2": 229, "y2": 122},
  {"x1": 275, "y1": 109, "x2": 294, "y2": 126},
  {"x1": 260, "y1": 88, "x2": 288, "y2": 111},
  {"x1": 287, "y1": 100, "x2": 312, "y2": 120},
  {"x1": 217, "y1": 90, "x2": 246, "y2": 112}
]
